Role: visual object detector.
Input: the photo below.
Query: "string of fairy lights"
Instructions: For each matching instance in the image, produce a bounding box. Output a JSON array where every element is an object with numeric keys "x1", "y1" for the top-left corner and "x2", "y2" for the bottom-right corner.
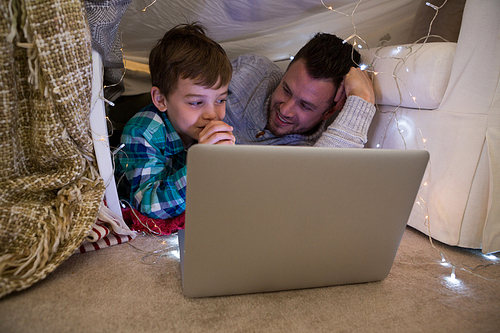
[
  {"x1": 320, "y1": 0, "x2": 499, "y2": 285},
  {"x1": 91, "y1": 0, "x2": 499, "y2": 279}
]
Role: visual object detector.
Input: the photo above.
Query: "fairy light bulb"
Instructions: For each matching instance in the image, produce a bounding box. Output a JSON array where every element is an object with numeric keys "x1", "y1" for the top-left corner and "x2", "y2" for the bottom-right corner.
[
  {"x1": 112, "y1": 143, "x2": 125, "y2": 155},
  {"x1": 143, "y1": 0, "x2": 157, "y2": 11},
  {"x1": 426, "y1": 2, "x2": 439, "y2": 10},
  {"x1": 484, "y1": 254, "x2": 498, "y2": 261},
  {"x1": 440, "y1": 257, "x2": 451, "y2": 267},
  {"x1": 342, "y1": 34, "x2": 356, "y2": 44}
]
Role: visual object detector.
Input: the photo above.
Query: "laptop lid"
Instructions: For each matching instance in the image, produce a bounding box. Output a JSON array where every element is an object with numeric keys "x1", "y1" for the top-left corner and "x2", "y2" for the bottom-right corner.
[{"x1": 179, "y1": 145, "x2": 429, "y2": 297}]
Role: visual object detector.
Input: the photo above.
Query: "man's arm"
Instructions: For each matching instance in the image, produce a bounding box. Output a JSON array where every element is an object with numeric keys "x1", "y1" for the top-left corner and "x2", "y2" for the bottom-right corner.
[{"x1": 314, "y1": 67, "x2": 376, "y2": 148}]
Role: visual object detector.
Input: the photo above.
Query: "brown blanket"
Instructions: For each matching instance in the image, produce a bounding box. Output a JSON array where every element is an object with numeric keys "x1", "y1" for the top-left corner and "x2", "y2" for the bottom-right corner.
[{"x1": 0, "y1": 0, "x2": 105, "y2": 298}]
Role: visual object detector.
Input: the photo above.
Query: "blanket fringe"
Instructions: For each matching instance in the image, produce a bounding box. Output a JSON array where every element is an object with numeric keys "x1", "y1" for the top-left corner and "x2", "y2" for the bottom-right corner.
[
  {"x1": 7, "y1": 0, "x2": 45, "y2": 94},
  {"x1": 0, "y1": 161, "x2": 103, "y2": 283}
]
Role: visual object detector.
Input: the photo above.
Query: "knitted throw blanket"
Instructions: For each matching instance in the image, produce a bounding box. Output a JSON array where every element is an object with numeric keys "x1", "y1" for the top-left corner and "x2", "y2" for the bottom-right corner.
[{"x1": 0, "y1": 0, "x2": 105, "y2": 298}]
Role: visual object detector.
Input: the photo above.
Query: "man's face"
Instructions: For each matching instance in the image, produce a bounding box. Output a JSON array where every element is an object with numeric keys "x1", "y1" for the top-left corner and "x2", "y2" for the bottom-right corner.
[{"x1": 267, "y1": 59, "x2": 337, "y2": 137}]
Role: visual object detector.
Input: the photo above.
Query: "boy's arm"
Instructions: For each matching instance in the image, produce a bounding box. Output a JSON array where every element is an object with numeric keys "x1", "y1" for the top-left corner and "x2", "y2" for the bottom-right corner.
[{"x1": 116, "y1": 120, "x2": 187, "y2": 220}]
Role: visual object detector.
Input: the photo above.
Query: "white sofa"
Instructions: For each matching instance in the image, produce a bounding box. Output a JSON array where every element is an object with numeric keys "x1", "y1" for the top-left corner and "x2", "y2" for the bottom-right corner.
[{"x1": 363, "y1": 0, "x2": 500, "y2": 253}]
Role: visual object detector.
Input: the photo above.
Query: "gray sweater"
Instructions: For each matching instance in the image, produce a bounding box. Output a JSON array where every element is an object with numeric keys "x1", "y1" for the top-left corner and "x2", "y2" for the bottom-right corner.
[{"x1": 225, "y1": 54, "x2": 376, "y2": 148}]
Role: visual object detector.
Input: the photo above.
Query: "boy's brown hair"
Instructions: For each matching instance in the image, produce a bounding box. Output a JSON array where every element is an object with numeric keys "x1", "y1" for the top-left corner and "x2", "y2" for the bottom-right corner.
[{"x1": 149, "y1": 22, "x2": 232, "y2": 98}]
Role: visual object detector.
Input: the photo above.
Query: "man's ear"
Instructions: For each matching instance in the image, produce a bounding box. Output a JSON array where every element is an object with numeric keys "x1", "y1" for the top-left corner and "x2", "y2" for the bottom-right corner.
[
  {"x1": 321, "y1": 107, "x2": 337, "y2": 121},
  {"x1": 322, "y1": 91, "x2": 346, "y2": 121},
  {"x1": 151, "y1": 86, "x2": 168, "y2": 111},
  {"x1": 324, "y1": 81, "x2": 347, "y2": 120}
]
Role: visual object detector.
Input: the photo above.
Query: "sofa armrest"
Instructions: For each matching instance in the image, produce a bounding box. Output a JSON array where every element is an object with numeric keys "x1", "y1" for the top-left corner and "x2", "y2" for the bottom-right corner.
[{"x1": 360, "y1": 42, "x2": 456, "y2": 109}]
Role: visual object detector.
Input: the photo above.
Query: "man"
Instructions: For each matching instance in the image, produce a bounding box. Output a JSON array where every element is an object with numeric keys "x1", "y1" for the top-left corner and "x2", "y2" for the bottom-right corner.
[{"x1": 218, "y1": 32, "x2": 376, "y2": 148}]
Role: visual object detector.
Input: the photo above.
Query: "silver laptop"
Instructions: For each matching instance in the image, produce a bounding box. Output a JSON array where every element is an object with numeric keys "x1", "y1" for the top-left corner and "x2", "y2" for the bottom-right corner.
[{"x1": 179, "y1": 145, "x2": 429, "y2": 298}]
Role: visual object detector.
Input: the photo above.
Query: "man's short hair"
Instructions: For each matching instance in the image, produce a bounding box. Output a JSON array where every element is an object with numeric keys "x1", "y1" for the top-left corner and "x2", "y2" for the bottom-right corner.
[
  {"x1": 290, "y1": 33, "x2": 361, "y2": 110},
  {"x1": 149, "y1": 22, "x2": 232, "y2": 98}
]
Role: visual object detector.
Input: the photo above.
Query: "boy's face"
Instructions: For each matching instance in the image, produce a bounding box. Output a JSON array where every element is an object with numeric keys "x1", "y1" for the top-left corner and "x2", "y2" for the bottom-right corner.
[{"x1": 153, "y1": 77, "x2": 229, "y2": 147}]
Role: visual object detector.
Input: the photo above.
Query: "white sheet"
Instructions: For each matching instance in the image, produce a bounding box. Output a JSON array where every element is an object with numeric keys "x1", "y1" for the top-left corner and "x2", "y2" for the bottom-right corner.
[{"x1": 119, "y1": 0, "x2": 420, "y2": 95}]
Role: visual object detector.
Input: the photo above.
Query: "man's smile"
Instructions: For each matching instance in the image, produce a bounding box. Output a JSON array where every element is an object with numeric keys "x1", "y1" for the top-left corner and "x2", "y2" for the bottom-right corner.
[{"x1": 276, "y1": 110, "x2": 293, "y2": 125}]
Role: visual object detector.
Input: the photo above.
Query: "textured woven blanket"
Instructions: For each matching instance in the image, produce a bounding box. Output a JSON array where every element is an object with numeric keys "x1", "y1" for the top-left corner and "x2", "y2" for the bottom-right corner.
[{"x1": 0, "y1": 0, "x2": 107, "y2": 298}]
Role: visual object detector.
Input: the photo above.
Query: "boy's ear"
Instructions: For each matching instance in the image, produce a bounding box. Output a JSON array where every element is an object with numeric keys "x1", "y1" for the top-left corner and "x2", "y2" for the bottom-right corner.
[{"x1": 151, "y1": 86, "x2": 168, "y2": 111}]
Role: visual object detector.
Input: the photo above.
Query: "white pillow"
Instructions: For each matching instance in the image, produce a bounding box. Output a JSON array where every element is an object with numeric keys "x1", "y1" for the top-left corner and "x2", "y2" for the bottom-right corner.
[{"x1": 360, "y1": 42, "x2": 456, "y2": 109}]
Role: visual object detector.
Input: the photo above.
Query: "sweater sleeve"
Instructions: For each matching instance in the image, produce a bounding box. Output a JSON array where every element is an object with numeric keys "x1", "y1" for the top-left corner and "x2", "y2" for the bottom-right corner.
[{"x1": 314, "y1": 96, "x2": 376, "y2": 148}]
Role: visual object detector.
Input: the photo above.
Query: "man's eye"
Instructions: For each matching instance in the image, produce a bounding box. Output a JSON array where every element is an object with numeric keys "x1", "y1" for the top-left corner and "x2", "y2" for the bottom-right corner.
[
  {"x1": 300, "y1": 102, "x2": 312, "y2": 111},
  {"x1": 216, "y1": 99, "x2": 227, "y2": 104}
]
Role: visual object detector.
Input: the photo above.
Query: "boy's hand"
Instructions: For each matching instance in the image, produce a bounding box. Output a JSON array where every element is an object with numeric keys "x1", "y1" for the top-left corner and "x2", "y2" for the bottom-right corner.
[{"x1": 198, "y1": 120, "x2": 236, "y2": 145}]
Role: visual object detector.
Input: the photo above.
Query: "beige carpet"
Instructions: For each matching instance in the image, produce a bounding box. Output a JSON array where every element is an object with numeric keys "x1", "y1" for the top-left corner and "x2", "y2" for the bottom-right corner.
[{"x1": 1, "y1": 226, "x2": 499, "y2": 333}]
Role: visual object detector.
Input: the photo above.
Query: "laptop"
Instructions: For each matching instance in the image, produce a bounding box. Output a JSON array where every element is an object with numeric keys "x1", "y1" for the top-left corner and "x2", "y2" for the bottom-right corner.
[{"x1": 179, "y1": 145, "x2": 429, "y2": 298}]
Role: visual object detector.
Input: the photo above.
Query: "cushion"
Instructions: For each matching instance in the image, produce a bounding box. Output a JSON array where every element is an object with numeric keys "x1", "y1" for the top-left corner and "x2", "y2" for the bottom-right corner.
[{"x1": 360, "y1": 42, "x2": 456, "y2": 109}]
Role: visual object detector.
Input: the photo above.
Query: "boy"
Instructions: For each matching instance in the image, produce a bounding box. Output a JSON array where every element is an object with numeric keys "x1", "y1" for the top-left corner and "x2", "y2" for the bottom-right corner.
[{"x1": 115, "y1": 23, "x2": 234, "y2": 220}]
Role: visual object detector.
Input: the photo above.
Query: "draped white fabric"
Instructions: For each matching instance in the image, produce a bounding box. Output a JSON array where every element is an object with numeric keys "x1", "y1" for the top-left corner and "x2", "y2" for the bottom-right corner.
[
  {"x1": 114, "y1": 0, "x2": 500, "y2": 253},
  {"x1": 119, "y1": 0, "x2": 419, "y2": 71}
]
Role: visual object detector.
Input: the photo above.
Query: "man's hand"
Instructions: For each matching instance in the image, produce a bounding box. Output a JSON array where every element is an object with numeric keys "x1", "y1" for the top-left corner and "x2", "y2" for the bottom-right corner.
[
  {"x1": 333, "y1": 67, "x2": 375, "y2": 112},
  {"x1": 198, "y1": 120, "x2": 235, "y2": 145}
]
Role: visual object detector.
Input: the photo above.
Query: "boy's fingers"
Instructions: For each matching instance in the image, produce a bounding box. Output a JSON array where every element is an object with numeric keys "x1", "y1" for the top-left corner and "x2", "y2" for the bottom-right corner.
[
  {"x1": 198, "y1": 121, "x2": 233, "y2": 143},
  {"x1": 214, "y1": 138, "x2": 236, "y2": 145},
  {"x1": 200, "y1": 131, "x2": 235, "y2": 145},
  {"x1": 199, "y1": 121, "x2": 232, "y2": 135}
]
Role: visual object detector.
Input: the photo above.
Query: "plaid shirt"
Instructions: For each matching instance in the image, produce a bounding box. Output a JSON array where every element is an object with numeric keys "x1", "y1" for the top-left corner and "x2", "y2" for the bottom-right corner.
[{"x1": 114, "y1": 104, "x2": 187, "y2": 219}]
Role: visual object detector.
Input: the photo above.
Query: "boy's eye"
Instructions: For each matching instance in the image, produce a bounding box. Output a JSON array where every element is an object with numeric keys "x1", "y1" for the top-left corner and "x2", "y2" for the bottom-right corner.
[
  {"x1": 216, "y1": 99, "x2": 227, "y2": 104},
  {"x1": 189, "y1": 101, "x2": 203, "y2": 106}
]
